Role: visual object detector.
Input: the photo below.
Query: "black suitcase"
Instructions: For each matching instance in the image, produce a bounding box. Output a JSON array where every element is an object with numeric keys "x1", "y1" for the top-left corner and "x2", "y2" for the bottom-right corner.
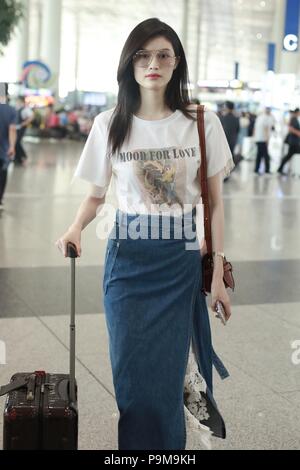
[{"x1": 0, "y1": 243, "x2": 79, "y2": 450}]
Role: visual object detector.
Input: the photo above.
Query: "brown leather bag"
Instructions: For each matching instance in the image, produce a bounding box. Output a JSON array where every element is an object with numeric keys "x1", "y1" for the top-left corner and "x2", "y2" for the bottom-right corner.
[{"x1": 197, "y1": 105, "x2": 235, "y2": 295}]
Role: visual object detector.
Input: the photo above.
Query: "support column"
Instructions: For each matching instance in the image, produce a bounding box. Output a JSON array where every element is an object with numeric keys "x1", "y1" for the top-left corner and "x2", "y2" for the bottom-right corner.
[
  {"x1": 181, "y1": 0, "x2": 189, "y2": 53},
  {"x1": 40, "y1": 0, "x2": 62, "y2": 97},
  {"x1": 74, "y1": 10, "x2": 81, "y2": 105},
  {"x1": 193, "y1": 0, "x2": 201, "y2": 98},
  {"x1": 262, "y1": 0, "x2": 300, "y2": 109},
  {"x1": 15, "y1": 0, "x2": 30, "y2": 81},
  {"x1": 32, "y1": 0, "x2": 43, "y2": 60},
  {"x1": 272, "y1": 0, "x2": 300, "y2": 74}
]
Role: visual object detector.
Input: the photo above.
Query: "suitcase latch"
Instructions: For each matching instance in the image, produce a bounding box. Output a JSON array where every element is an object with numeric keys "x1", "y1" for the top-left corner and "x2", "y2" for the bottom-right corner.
[{"x1": 26, "y1": 373, "x2": 36, "y2": 401}]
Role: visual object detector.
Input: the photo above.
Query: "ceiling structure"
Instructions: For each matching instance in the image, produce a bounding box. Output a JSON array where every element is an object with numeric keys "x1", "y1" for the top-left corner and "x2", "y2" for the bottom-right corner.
[{"x1": 28, "y1": 0, "x2": 280, "y2": 94}]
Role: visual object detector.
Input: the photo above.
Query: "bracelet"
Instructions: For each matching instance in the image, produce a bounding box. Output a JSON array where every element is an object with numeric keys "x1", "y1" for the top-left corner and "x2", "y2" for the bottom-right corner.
[{"x1": 213, "y1": 251, "x2": 225, "y2": 259}]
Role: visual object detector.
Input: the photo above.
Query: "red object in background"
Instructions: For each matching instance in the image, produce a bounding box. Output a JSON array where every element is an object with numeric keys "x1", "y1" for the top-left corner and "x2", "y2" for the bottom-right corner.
[
  {"x1": 46, "y1": 113, "x2": 60, "y2": 128},
  {"x1": 68, "y1": 111, "x2": 77, "y2": 124}
]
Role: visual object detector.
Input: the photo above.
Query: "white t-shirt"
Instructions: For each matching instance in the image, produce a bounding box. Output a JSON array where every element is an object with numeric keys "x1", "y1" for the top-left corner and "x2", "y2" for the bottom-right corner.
[
  {"x1": 253, "y1": 113, "x2": 275, "y2": 142},
  {"x1": 72, "y1": 106, "x2": 234, "y2": 215}
]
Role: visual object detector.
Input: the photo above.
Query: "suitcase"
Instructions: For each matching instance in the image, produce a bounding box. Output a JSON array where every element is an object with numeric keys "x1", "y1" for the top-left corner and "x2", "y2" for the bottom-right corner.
[{"x1": 0, "y1": 243, "x2": 79, "y2": 449}]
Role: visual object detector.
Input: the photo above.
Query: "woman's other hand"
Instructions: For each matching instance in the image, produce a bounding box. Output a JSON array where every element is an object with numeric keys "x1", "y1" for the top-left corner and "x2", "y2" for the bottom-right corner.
[{"x1": 210, "y1": 279, "x2": 231, "y2": 322}]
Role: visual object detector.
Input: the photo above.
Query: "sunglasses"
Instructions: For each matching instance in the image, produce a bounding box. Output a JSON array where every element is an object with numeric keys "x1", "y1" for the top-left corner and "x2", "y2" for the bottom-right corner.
[{"x1": 132, "y1": 49, "x2": 179, "y2": 68}]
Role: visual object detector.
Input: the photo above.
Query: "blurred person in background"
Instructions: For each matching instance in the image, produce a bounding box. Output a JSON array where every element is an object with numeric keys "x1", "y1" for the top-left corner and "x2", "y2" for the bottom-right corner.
[
  {"x1": 277, "y1": 108, "x2": 300, "y2": 175},
  {"x1": 220, "y1": 101, "x2": 241, "y2": 166},
  {"x1": 56, "y1": 108, "x2": 68, "y2": 138},
  {"x1": 45, "y1": 104, "x2": 64, "y2": 138},
  {"x1": 66, "y1": 109, "x2": 81, "y2": 140},
  {"x1": 0, "y1": 84, "x2": 17, "y2": 210},
  {"x1": 245, "y1": 111, "x2": 258, "y2": 161},
  {"x1": 237, "y1": 111, "x2": 250, "y2": 154},
  {"x1": 253, "y1": 107, "x2": 275, "y2": 175},
  {"x1": 15, "y1": 96, "x2": 34, "y2": 165},
  {"x1": 248, "y1": 112, "x2": 256, "y2": 137},
  {"x1": 45, "y1": 104, "x2": 60, "y2": 128},
  {"x1": 30, "y1": 108, "x2": 43, "y2": 129}
]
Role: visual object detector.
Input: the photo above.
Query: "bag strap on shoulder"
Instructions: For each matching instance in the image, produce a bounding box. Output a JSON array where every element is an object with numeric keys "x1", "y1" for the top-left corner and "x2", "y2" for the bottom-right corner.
[{"x1": 197, "y1": 105, "x2": 212, "y2": 255}]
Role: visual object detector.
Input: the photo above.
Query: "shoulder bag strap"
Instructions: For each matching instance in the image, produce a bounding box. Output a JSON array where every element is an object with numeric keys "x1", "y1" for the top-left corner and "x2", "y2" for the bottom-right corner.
[{"x1": 197, "y1": 105, "x2": 212, "y2": 256}]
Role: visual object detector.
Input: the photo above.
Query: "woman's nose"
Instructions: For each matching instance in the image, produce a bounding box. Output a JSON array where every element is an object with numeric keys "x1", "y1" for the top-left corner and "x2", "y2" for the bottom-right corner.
[{"x1": 148, "y1": 53, "x2": 160, "y2": 68}]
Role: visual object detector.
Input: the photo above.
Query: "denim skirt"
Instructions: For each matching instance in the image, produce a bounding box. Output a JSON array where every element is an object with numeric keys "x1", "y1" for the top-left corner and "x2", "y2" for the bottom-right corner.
[{"x1": 103, "y1": 208, "x2": 226, "y2": 450}]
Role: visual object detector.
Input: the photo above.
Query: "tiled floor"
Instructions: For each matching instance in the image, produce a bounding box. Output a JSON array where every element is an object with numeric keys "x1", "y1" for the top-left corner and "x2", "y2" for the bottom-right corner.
[{"x1": 0, "y1": 137, "x2": 300, "y2": 450}]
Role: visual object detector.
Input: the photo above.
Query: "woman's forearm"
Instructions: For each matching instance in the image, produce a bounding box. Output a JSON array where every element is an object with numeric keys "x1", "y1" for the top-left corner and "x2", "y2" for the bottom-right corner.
[
  {"x1": 69, "y1": 195, "x2": 105, "y2": 231},
  {"x1": 210, "y1": 201, "x2": 225, "y2": 281}
]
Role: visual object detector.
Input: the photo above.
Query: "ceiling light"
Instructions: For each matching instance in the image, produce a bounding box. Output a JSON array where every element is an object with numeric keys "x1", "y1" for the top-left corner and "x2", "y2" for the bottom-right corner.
[
  {"x1": 256, "y1": 33, "x2": 263, "y2": 39},
  {"x1": 260, "y1": 1, "x2": 266, "y2": 7}
]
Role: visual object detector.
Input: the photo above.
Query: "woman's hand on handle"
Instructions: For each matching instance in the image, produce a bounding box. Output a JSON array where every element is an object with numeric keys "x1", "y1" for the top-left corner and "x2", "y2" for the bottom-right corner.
[{"x1": 55, "y1": 225, "x2": 82, "y2": 258}]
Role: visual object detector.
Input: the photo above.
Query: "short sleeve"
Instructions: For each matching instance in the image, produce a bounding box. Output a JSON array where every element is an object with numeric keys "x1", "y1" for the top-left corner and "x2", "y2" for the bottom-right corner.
[
  {"x1": 71, "y1": 115, "x2": 112, "y2": 196},
  {"x1": 88, "y1": 183, "x2": 108, "y2": 198},
  {"x1": 204, "y1": 110, "x2": 235, "y2": 178}
]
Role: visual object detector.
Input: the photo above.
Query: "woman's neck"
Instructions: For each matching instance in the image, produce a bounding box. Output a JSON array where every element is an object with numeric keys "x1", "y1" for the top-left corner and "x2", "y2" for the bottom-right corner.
[{"x1": 135, "y1": 89, "x2": 172, "y2": 120}]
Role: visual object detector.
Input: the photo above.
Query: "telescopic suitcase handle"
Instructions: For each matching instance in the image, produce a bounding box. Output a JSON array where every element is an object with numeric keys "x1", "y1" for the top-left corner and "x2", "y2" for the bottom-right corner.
[{"x1": 66, "y1": 242, "x2": 77, "y2": 407}]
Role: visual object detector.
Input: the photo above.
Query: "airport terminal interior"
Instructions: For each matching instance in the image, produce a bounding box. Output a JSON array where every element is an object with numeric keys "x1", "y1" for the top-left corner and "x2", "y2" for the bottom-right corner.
[{"x1": 0, "y1": 0, "x2": 300, "y2": 451}]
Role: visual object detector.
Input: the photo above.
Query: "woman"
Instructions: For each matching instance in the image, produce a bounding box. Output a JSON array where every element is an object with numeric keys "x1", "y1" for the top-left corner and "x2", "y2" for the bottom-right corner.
[{"x1": 56, "y1": 18, "x2": 234, "y2": 450}]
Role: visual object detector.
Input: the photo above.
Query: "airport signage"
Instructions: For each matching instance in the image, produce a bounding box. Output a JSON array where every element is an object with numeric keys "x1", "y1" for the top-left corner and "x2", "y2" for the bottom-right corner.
[{"x1": 283, "y1": 0, "x2": 300, "y2": 51}]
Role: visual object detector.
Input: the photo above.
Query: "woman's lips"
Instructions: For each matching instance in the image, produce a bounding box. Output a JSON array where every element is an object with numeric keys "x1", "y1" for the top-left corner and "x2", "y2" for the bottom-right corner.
[{"x1": 146, "y1": 74, "x2": 161, "y2": 79}]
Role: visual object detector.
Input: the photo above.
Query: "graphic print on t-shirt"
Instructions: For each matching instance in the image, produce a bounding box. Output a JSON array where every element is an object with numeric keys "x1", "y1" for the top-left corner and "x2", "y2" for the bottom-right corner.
[
  {"x1": 116, "y1": 146, "x2": 199, "y2": 209},
  {"x1": 136, "y1": 159, "x2": 182, "y2": 206}
]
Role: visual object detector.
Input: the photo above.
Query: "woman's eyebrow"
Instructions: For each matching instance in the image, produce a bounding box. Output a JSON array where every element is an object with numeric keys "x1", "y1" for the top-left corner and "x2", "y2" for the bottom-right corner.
[{"x1": 141, "y1": 48, "x2": 172, "y2": 51}]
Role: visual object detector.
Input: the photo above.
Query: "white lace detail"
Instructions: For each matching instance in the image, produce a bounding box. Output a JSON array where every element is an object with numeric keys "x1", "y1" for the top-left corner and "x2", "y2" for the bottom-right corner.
[{"x1": 184, "y1": 347, "x2": 213, "y2": 450}]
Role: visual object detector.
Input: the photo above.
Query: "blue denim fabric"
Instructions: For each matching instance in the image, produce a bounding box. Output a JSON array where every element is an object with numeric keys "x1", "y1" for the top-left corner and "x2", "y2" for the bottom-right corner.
[
  {"x1": 212, "y1": 349, "x2": 229, "y2": 381},
  {"x1": 103, "y1": 208, "x2": 227, "y2": 450}
]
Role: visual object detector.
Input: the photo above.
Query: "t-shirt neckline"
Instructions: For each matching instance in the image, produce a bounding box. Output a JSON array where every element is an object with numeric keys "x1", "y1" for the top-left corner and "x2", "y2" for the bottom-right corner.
[{"x1": 132, "y1": 109, "x2": 181, "y2": 125}]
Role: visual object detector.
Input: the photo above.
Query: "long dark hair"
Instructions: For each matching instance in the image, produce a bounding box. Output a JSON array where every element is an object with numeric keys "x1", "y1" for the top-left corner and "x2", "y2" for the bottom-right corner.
[{"x1": 107, "y1": 18, "x2": 196, "y2": 157}]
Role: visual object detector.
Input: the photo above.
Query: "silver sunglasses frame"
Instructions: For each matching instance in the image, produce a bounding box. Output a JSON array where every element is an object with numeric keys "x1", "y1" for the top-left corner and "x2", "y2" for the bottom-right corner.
[{"x1": 132, "y1": 49, "x2": 179, "y2": 68}]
